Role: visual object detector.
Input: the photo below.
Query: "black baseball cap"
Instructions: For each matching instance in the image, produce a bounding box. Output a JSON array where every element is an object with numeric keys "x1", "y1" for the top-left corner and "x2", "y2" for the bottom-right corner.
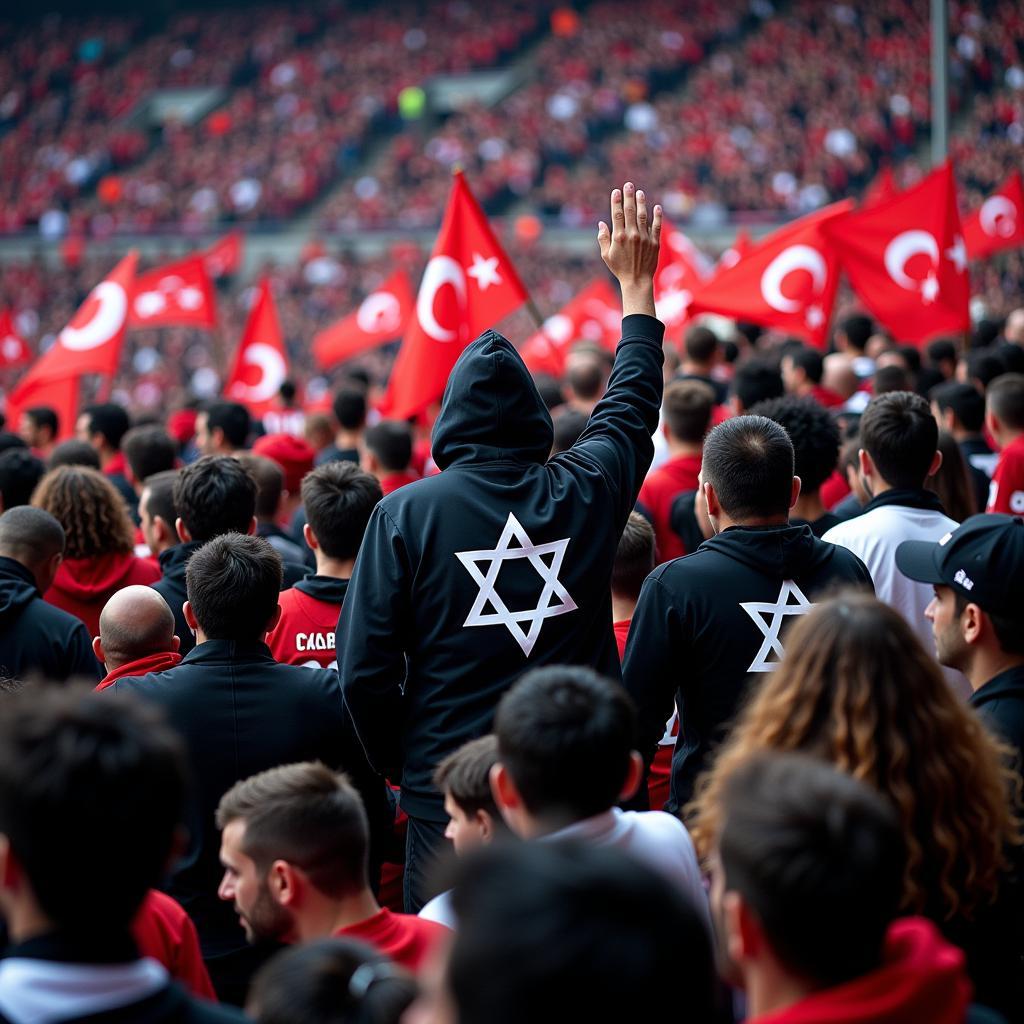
[{"x1": 896, "y1": 514, "x2": 1024, "y2": 615}]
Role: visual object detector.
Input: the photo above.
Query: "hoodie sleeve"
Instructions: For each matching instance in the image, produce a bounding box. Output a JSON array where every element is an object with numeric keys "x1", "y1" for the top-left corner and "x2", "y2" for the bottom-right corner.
[
  {"x1": 560, "y1": 313, "x2": 665, "y2": 523},
  {"x1": 336, "y1": 504, "x2": 413, "y2": 780}
]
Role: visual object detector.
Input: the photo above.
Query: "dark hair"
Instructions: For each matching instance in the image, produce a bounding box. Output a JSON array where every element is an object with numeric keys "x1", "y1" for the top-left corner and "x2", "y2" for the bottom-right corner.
[
  {"x1": 48, "y1": 439, "x2": 101, "y2": 470},
  {"x1": 859, "y1": 391, "x2": 937, "y2": 489},
  {"x1": 174, "y1": 456, "x2": 257, "y2": 541},
  {"x1": 838, "y1": 314, "x2": 873, "y2": 353},
  {"x1": 716, "y1": 752, "x2": 904, "y2": 987},
  {"x1": 364, "y1": 421, "x2": 413, "y2": 473},
  {"x1": 954, "y1": 591, "x2": 1024, "y2": 656},
  {"x1": 566, "y1": 356, "x2": 604, "y2": 402},
  {"x1": 701, "y1": 416, "x2": 794, "y2": 519},
  {"x1": 926, "y1": 338, "x2": 958, "y2": 369},
  {"x1": 0, "y1": 449, "x2": 45, "y2": 509},
  {"x1": 216, "y1": 762, "x2": 369, "y2": 897},
  {"x1": 966, "y1": 350, "x2": 1006, "y2": 390},
  {"x1": 930, "y1": 381, "x2": 985, "y2": 433},
  {"x1": 121, "y1": 426, "x2": 176, "y2": 483},
  {"x1": 279, "y1": 380, "x2": 297, "y2": 405},
  {"x1": 987, "y1": 373, "x2": 1024, "y2": 431},
  {"x1": 25, "y1": 406, "x2": 59, "y2": 437},
  {"x1": 534, "y1": 376, "x2": 565, "y2": 412},
  {"x1": 730, "y1": 361, "x2": 784, "y2": 411},
  {"x1": 448, "y1": 841, "x2": 717, "y2": 1024},
  {"x1": 684, "y1": 325, "x2": 719, "y2": 365},
  {"x1": 926, "y1": 432, "x2": 977, "y2": 522},
  {"x1": 612, "y1": 511, "x2": 655, "y2": 599},
  {"x1": 185, "y1": 534, "x2": 282, "y2": 639},
  {"x1": 332, "y1": 390, "x2": 367, "y2": 432},
  {"x1": 0, "y1": 506, "x2": 65, "y2": 565},
  {"x1": 749, "y1": 396, "x2": 839, "y2": 494},
  {"x1": 434, "y1": 734, "x2": 503, "y2": 821},
  {"x1": 235, "y1": 454, "x2": 283, "y2": 520},
  {"x1": 494, "y1": 667, "x2": 636, "y2": 820},
  {"x1": 0, "y1": 433, "x2": 25, "y2": 455},
  {"x1": 82, "y1": 403, "x2": 130, "y2": 450},
  {"x1": 663, "y1": 380, "x2": 714, "y2": 443},
  {"x1": 0, "y1": 687, "x2": 186, "y2": 929},
  {"x1": 140, "y1": 470, "x2": 179, "y2": 533},
  {"x1": 873, "y1": 364, "x2": 912, "y2": 394},
  {"x1": 249, "y1": 939, "x2": 416, "y2": 1024},
  {"x1": 204, "y1": 401, "x2": 251, "y2": 450},
  {"x1": 301, "y1": 463, "x2": 382, "y2": 561},
  {"x1": 551, "y1": 409, "x2": 589, "y2": 455},
  {"x1": 785, "y1": 346, "x2": 823, "y2": 385}
]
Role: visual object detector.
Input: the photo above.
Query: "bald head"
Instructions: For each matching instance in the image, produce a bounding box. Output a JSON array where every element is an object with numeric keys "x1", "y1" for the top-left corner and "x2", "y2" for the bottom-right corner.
[
  {"x1": 822, "y1": 354, "x2": 859, "y2": 400},
  {"x1": 0, "y1": 506, "x2": 65, "y2": 568},
  {"x1": 97, "y1": 586, "x2": 176, "y2": 672},
  {"x1": 1005, "y1": 308, "x2": 1024, "y2": 345}
]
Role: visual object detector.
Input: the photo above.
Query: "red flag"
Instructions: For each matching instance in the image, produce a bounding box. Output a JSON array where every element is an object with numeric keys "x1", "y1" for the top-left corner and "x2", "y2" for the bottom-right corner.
[
  {"x1": 384, "y1": 171, "x2": 529, "y2": 419},
  {"x1": 128, "y1": 255, "x2": 217, "y2": 329},
  {"x1": 687, "y1": 201, "x2": 853, "y2": 349},
  {"x1": 223, "y1": 279, "x2": 290, "y2": 416},
  {"x1": 963, "y1": 171, "x2": 1024, "y2": 261},
  {"x1": 519, "y1": 278, "x2": 621, "y2": 376},
  {"x1": 0, "y1": 310, "x2": 32, "y2": 367},
  {"x1": 312, "y1": 269, "x2": 414, "y2": 369},
  {"x1": 823, "y1": 162, "x2": 969, "y2": 343},
  {"x1": 863, "y1": 165, "x2": 899, "y2": 207},
  {"x1": 717, "y1": 229, "x2": 752, "y2": 272},
  {"x1": 203, "y1": 231, "x2": 243, "y2": 278},
  {"x1": 6, "y1": 252, "x2": 137, "y2": 437},
  {"x1": 653, "y1": 220, "x2": 712, "y2": 330}
]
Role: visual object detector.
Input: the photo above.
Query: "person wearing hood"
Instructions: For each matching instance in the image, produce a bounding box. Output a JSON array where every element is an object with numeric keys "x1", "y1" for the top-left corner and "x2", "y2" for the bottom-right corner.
[
  {"x1": 32, "y1": 465, "x2": 160, "y2": 640},
  {"x1": 0, "y1": 506, "x2": 99, "y2": 682},
  {"x1": 622, "y1": 414, "x2": 872, "y2": 812},
  {"x1": 337, "y1": 181, "x2": 666, "y2": 912}
]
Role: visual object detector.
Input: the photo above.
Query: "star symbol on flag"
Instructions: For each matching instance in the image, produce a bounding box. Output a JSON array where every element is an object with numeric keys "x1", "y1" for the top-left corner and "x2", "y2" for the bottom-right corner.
[
  {"x1": 2, "y1": 336, "x2": 21, "y2": 360},
  {"x1": 804, "y1": 304, "x2": 825, "y2": 329},
  {"x1": 944, "y1": 235, "x2": 967, "y2": 275},
  {"x1": 177, "y1": 286, "x2": 203, "y2": 310},
  {"x1": 467, "y1": 253, "x2": 502, "y2": 291},
  {"x1": 740, "y1": 580, "x2": 814, "y2": 672},
  {"x1": 920, "y1": 272, "x2": 940, "y2": 304},
  {"x1": 456, "y1": 513, "x2": 578, "y2": 657}
]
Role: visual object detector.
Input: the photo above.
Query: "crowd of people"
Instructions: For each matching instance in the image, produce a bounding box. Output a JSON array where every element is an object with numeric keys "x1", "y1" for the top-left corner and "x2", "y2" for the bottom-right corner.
[{"x1": 0, "y1": 182, "x2": 1021, "y2": 1024}]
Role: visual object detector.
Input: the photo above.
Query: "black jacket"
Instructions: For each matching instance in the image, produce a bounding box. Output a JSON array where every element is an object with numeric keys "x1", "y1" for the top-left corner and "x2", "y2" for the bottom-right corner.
[
  {"x1": 106, "y1": 640, "x2": 391, "y2": 959},
  {"x1": 623, "y1": 523, "x2": 872, "y2": 812},
  {"x1": 337, "y1": 315, "x2": 664, "y2": 820},
  {"x1": 0, "y1": 557, "x2": 99, "y2": 682},
  {"x1": 970, "y1": 664, "x2": 1024, "y2": 766}
]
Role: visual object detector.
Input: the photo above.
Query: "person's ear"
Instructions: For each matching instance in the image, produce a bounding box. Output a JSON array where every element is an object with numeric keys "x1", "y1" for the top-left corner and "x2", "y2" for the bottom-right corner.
[
  {"x1": 730, "y1": 892, "x2": 765, "y2": 963},
  {"x1": 790, "y1": 475, "x2": 802, "y2": 510},
  {"x1": 490, "y1": 762, "x2": 520, "y2": 815},
  {"x1": 618, "y1": 751, "x2": 644, "y2": 802},
  {"x1": 170, "y1": 635, "x2": 181, "y2": 653},
  {"x1": 246, "y1": 516, "x2": 257, "y2": 537},
  {"x1": 212, "y1": 427, "x2": 227, "y2": 452},
  {"x1": 263, "y1": 604, "x2": 282, "y2": 635},
  {"x1": 176, "y1": 517, "x2": 192, "y2": 543},
  {"x1": 729, "y1": 395, "x2": 743, "y2": 416},
  {"x1": 661, "y1": 421, "x2": 671, "y2": 441},
  {"x1": 92, "y1": 636, "x2": 106, "y2": 665},
  {"x1": 0, "y1": 834, "x2": 22, "y2": 895},
  {"x1": 269, "y1": 860, "x2": 300, "y2": 908},
  {"x1": 942, "y1": 409, "x2": 956, "y2": 433},
  {"x1": 303, "y1": 524, "x2": 320, "y2": 552},
  {"x1": 476, "y1": 809, "x2": 496, "y2": 843},
  {"x1": 858, "y1": 448, "x2": 874, "y2": 479},
  {"x1": 702, "y1": 479, "x2": 721, "y2": 521},
  {"x1": 928, "y1": 448, "x2": 943, "y2": 478},
  {"x1": 962, "y1": 602, "x2": 985, "y2": 646},
  {"x1": 183, "y1": 601, "x2": 199, "y2": 633}
]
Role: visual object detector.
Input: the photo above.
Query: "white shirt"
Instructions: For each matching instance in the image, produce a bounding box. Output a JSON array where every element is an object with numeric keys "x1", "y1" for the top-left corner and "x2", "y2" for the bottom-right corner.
[{"x1": 419, "y1": 888, "x2": 457, "y2": 930}]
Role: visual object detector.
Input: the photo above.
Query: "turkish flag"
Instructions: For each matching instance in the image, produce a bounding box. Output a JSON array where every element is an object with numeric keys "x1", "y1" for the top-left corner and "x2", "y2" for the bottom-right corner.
[
  {"x1": 717, "y1": 229, "x2": 752, "y2": 272},
  {"x1": 383, "y1": 170, "x2": 529, "y2": 419},
  {"x1": 823, "y1": 162, "x2": 969, "y2": 343},
  {"x1": 963, "y1": 171, "x2": 1024, "y2": 261},
  {"x1": 687, "y1": 201, "x2": 852, "y2": 349},
  {"x1": 223, "y1": 278, "x2": 290, "y2": 416},
  {"x1": 203, "y1": 231, "x2": 243, "y2": 278},
  {"x1": 312, "y1": 269, "x2": 414, "y2": 369},
  {"x1": 519, "y1": 278, "x2": 621, "y2": 376},
  {"x1": 863, "y1": 165, "x2": 899, "y2": 208},
  {"x1": 0, "y1": 310, "x2": 32, "y2": 367},
  {"x1": 653, "y1": 221, "x2": 713, "y2": 331},
  {"x1": 5, "y1": 252, "x2": 138, "y2": 437},
  {"x1": 128, "y1": 255, "x2": 217, "y2": 329}
]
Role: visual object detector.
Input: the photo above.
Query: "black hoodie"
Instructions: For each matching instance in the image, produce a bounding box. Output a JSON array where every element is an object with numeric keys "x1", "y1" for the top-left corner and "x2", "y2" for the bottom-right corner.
[
  {"x1": 0, "y1": 556, "x2": 99, "y2": 682},
  {"x1": 338, "y1": 314, "x2": 664, "y2": 820},
  {"x1": 623, "y1": 524, "x2": 872, "y2": 812}
]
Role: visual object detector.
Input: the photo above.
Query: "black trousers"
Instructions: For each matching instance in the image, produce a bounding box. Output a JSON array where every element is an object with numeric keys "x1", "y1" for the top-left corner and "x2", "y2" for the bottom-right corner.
[{"x1": 403, "y1": 815, "x2": 450, "y2": 914}]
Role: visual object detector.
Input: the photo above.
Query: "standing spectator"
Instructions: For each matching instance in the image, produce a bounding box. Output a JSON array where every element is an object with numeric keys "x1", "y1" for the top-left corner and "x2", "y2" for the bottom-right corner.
[
  {"x1": 564, "y1": 350, "x2": 607, "y2": 415},
  {"x1": 985, "y1": 374, "x2": 1024, "y2": 515},
  {"x1": 623, "y1": 415, "x2": 871, "y2": 811},
  {"x1": 362, "y1": 421, "x2": 419, "y2": 496},
  {"x1": 76, "y1": 402, "x2": 137, "y2": 513},
  {"x1": 17, "y1": 406, "x2": 59, "y2": 459},
  {"x1": 252, "y1": 432, "x2": 316, "y2": 533},
  {"x1": 337, "y1": 183, "x2": 665, "y2": 911},
  {"x1": 48, "y1": 439, "x2": 101, "y2": 470},
  {"x1": 93, "y1": 585, "x2": 181, "y2": 690},
  {"x1": 930, "y1": 380, "x2": 996, "y2": 509},
  {"x1": 121, "y1": 425, "x2": 178, "y2": 492},
  {"x1": 781, "y1": 345, "x2": 844, "y2": 408},
  {"x1": 32, "y1": 466, "x2": 160, "y2": 637},
  {"x1": 316, "y1": 389, "x2": 367, "y2": 466},
  {"x1": 728, "y1": 361, "x2": 784, "y2": 414},
  {"x1": 138, "y1": 470, "x2": 180, "y2": 559},
  {"x1": 927, "y1": 432, "x2": 978, "y2": 523},
  {"x1": 195, "y1": 401, "x2": 251, "y2": 457},
  {"x1": 0, "y1": 448, "x2": 44, "y2": 512},
  {"x1": 834, "y1": 313, "x2": 876, "y2": 380},
  {"x1": 678, "y1": 325, "x2": 728, "y2": 404}
]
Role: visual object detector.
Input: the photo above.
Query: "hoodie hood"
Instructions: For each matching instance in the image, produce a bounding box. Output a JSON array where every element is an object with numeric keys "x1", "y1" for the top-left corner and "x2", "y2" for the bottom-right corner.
[
  {"x1": 431, "y1": 330, "x2": 553, "y2": 470},
  {"x1": 700, "y1": 523, "x2": 832, "y2": 578},
  {"x1": 51, "y1": 552, "x2": 144, "y2": 600},
  {"x1": 296, "y1": 575, "x2": 349, "y2": 604},
  {"x1": 753, "y1": 918, "x2": 971, "y2": 1024},
  {"x1": 0, "y1": 556, "x2": 40, "y2": 619}
]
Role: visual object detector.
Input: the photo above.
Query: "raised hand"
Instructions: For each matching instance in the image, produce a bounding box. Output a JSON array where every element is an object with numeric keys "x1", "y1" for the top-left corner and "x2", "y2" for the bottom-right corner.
[{"x1": 597, "y1": 182, "x2": 662, "y2": 317}]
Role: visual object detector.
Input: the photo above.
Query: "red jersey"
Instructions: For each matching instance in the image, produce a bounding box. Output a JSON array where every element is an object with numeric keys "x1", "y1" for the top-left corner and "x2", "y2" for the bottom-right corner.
[
  {"x1": 987, "y1": 435, "x2": 1024, "y2": 515},
  {"x1": 808, "y1": 384, "x2": 845, "y2": 409},
  {"x1": 336, "y1": 908, "x2": 448, "y2": 972},
  {"x1": 380, "y1": 470, "x2": 420, "y2": 496},
  {"x1": 265, "y1": 575, "x2": 348, "y2": 669},
  {"x1": 132, "y1": 890, "x2": 217, "y2": 1000},
  {"x1": 638, "y1": 453, "x2": 702, "y2": 563}
]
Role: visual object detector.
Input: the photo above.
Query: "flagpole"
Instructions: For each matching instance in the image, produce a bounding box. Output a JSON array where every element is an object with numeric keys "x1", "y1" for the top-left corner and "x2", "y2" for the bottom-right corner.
[
  {"x1": 931, "y1": 0, "x2": 949, "y2": 164},
  {"x1": 524, "y1": 297, "x2": 545, "y2": 330}
]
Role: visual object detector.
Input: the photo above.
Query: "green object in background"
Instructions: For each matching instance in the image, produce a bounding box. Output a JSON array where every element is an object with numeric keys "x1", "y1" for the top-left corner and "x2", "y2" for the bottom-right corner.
[{"x1": 398, "y1": 86, "x2": 426, "y2": 121}]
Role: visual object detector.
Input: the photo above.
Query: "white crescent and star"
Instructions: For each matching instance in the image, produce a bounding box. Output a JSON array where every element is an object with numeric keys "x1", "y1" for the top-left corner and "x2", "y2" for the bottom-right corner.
[
  {"x1": 230, "y1": 342, "x2": 287, "y2": 404},
  {"x1": 60, "y1": 280, "x2": 128, "y2": 352},
  {"x1": 417, "y1": 255, "x2": 467, "y2": 343},
  {"x1": 884, "y1": 230, "x2": 939, "y2": 290},
  {"x1": 979, "y1": 195, "x2": 1017, "y2": 238},
  {"x1": 759, "y1": 244, "x2": 828, "y2": 319},
  {"x1": 356, "y1": 290, "x2": 402, "y2": 334}
]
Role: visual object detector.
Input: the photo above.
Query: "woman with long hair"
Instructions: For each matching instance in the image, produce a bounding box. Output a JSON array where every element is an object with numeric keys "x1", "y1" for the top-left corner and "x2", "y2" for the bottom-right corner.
[
  {"x1": 689, "y1": 592, "x2": 1023, "y2": 1018},
  {"x1": 926, "y1": 429, "x2": 978, "y2": 522},
  {"x1": 33, "y1": 465, "x2": 160, "y2": 637}
]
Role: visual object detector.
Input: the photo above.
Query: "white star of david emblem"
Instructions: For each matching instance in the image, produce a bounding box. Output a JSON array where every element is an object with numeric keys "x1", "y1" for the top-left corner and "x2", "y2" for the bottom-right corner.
[
  {"x1": 805, "y1": 304, "x2": 825, "y2": 329},
  {"x1": 920, "y1": 272, "x2": 940, "y2": 304},
  {"x1": 467, "y1": 253, "x2": 502, "y2": 291},
  {"x1": 740, "y1": 580, "x2": 814, "y2": 672},
  {"x1": 456, "y1": 513, "x2": 578, "y2": 657},
  {"x1": 944, "y1": 235, "x2": 967, "y2": 275}
]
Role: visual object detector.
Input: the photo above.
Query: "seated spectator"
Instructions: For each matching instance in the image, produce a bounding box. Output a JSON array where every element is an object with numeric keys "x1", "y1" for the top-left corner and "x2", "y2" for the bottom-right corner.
[
  {"x1": 781, "y1": 344, "x2": 844, "y2": 408},
  {"x1": 0, "y1": 448, "x2": 44, "y2": 512},
  {"x1": 0, "y1": 507, "x2": 98, "y2": 681},
  {"x1": 247, "y1": 939, "x2": 416, "y2": 1024},
  {"x1": 678, "y1": 325, "x2": 727, "y2": 404},
  {"x1": 491, "y1": 665, "x2": 708, "y2": 924},
  {"x1": 121, "y1": 425, "x2": 178, "y2": 493},
  {"x1": 265, "y1": 462, "x2": 381, "y2": 669},
  {"x1": 47, "y1": 439, "x2": 101, "y2": 470},
  {"x1": 729, "y1": 360, "x2": 784, "y2": 414},
  {"x1": 93, "y1": 585, "x2": 181, "y2": 690},
  {"x1": 108, "y1": 534, "x2": 391, "y2": 1005},
  {"x1": 706, "y1": 752, "x2": 992, "y2": 1024},
  {"x1": 0, "y1": 686, "x2": 245, "y2": 1022},
  {"x1": 17, "y1": 405, "x2": 59, "y2": 459},
  {"x1": 689, "y1": 593, "x2": 1023, "y2": 1018},
  {"x1": 362, "y1": 421, "x2": 418, "y2": 496},
  {"x1": 32, "y1": 466, "x2": 160, "y2": 637},
  {"x1": 76, "y1": 402, "x2": 137, "y2": 513},
  {"x1": 931, "y1": 379, "x2": 996, "y2": 508},
  {"x1": 138, "y1": 469, "x2": 180, "y2": 560},
  {"x1": 638, "y1": 379, "x2": 714, "y2": 561},
  {"x1": 317, "y1": 390, "x2": 367, "y2": 467},
  {"x1": 195, "y1": 401, "x2": 251, "y2": 457},
  {"x1": 985, "y1": 374, "x2": 1024, "y2": 514},
  {"x1": 549, "y1": 408, "x2": 589, "y2": 455},
  {"x1": 216, "y1": 762, "x2": 446, "y2": 971}
]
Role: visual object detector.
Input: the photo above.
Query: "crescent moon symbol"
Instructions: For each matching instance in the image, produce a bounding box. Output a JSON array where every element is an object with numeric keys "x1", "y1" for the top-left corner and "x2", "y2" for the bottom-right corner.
[
  {"x1": 60, "y1": 281, "x2": 128, "y2": 352},
  {"x1": 759, "y1": 245, "x2": 827, "y2": 314},
  {"x1": 232, "y1": 343, "x2": 287, "y2": 404},
  {"x1": 884, "y1": 230, "x2": 939, "y2": 291},
  {"x1": 979, "y1": 196, "x2": 1016, "y2": 238},
  {"x1": 357, "y1": 291, "x2": 402, "y2": 334},
  {"x1": 417, "y1": 256, "x2": 467, "y2": 343},
  {"x1": 542, "y1": 314, "x2": 574, "y2": 344}
]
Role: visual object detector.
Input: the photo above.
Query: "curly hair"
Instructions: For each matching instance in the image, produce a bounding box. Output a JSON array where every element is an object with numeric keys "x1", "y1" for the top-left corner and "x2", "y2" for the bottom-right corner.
[
  {"x1": 748, "y1": 395, "x2": 840, "y2": 494},
  {"x1": 688, "y1": 592, "x2": 1021, "y2": 923},
  {"x1": 32, "y1": 466, "x2": 134, "y2": 560}
]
